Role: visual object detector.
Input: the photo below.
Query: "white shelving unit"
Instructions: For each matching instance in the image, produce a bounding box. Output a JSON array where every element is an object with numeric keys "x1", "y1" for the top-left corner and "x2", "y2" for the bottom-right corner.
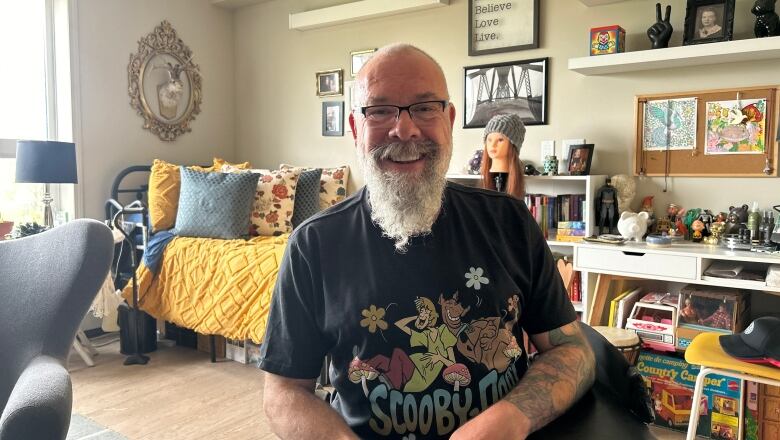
[
  {"x1": 447, "y1": 174, "x2": 608, "y2": 315},
  {"x1": 568, "y1": 36, "x2": 780, "y2": 75}
]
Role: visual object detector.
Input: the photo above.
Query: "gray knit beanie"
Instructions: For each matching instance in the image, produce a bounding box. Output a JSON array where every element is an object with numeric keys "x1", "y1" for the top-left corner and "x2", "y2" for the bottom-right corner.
[{"x1": 483, "y1": 114, "x2": 526, "y2": 151}]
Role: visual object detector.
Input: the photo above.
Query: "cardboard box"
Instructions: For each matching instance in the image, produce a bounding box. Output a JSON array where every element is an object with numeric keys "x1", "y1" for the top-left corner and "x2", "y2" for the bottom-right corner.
[
  {"x1": 196, "y1": 333, "x2": 226, "y2": 358},
  {"x1": 637, "y1": 351, "x2": 742, "y2": 436},
  {"x1": 225, "y1": 338, "x2": 262, "y2": 365},
  {"x1": 676, "y1": 285, "x2": 749, "y2": 350},
  {"x1": 590, "y1": 25, "x2": 625, "y2": 56}
]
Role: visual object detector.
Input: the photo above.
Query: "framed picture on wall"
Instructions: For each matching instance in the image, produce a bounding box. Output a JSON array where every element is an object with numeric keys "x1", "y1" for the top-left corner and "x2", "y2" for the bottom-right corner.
[
  {"x1": 463, "y1": 57, "x2": 548, "y2": 128},
  {"x1": 316, "y1": 69, "x2": 343, "y2": 97},
  {"x1": 567, "y1": 144, "x2": 594, "y2": 175},
  {"x1": 682, "y1": 0, "x2": 735, "y2": 45},
  {"x1": 322, "y1": 101, "x2": 344, "y2": 136},
  {"x1": 468, "y1": 0, "x2": 539, "y2": 56}
]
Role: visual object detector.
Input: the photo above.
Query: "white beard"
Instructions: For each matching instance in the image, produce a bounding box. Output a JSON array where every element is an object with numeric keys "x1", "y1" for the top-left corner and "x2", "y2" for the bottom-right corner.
[{"x1": 358, "y1": 140, "x2": 450, "y2": 253}]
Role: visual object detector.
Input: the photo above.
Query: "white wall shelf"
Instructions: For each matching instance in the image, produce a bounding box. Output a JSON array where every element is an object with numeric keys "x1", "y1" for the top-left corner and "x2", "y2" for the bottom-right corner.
[
  {"x1": 568, "y1": 36, "x2": 780, "y2": 75},
  {"x1": 210, "y1": 0, "x2": 271, "y2": 9},
  {"x1": 578, "y1": 0, "x2": 628, "y2": 5},
  {"x1": 289, "y1": 0, "x2": 449, "y2": 31}
]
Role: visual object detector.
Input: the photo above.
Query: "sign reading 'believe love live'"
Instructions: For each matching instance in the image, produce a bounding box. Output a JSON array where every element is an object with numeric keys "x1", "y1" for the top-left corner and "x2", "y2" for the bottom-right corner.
[{"x1": 468, "y1": 0, "x2": 539, "y2": 56}]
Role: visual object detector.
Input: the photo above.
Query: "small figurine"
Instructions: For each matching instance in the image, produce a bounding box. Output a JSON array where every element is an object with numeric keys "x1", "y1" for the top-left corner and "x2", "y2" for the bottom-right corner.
[
  {"x1": 691, "y1": 219, "x2": 705, "y2": 243},
  {"x1": 697, "y1": 209, "x2": 715, "y2": 236},
  {"x1": 617, "y1": 211, "x2": 650, "y2": 242},
  {"x1": 683, "y1": 208, "x2": 702, "y2": 239},
  {"x1": 641, "y1": 196, "x2": 657, "y2": 233},
  {"x1": 698, "y1": 303, "x2": 732, "y2": 330},
  {"x1": 724, "y1": 204, "x2": 750, "y2": 235},
  {"x1": 752, "y1": 0, "x2": 780, "y2": 38},
  {"x1": 703, "y1": 221, "x2": 725, "y2": 245},
  {"x1": 523, "y1": 163, "x2": 541, "y2": 176},
  {"x1": 647, "y1": 3, "x2": 673, "y2": 49},
  {"x1": 595, "y1": 178, "x2": 619, "y2": 234},
  {"x1": 679, "y1": 297, "x2": 699, "y2": 323},
  {"x1": 715, "y1": 212, "x2": 728, "y2": 223},
  {"x1": 480, "y1": 114, "x2": 526, "y2": 199},
  {"x1": 656, "y1": 217, "x2": 671, "y2": 235},
  {"x1": 667, "y1": 203, "x2": 682, "y2": 225}
]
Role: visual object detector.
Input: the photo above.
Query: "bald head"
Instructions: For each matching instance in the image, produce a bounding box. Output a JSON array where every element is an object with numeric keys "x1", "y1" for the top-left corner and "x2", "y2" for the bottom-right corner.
[{"x1": 353, "y1": 44, "x2": 449, "y2": 109}]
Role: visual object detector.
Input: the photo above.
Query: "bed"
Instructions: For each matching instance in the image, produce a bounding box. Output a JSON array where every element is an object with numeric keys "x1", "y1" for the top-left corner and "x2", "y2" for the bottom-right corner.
[{"x1": 111, "y1": 159, "x2": 349, "y2": 346}]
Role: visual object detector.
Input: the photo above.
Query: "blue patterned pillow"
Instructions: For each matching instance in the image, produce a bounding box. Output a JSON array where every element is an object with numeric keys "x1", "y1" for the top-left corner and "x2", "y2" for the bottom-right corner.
[
  {"x1": 176, "y1": 168, "x2": 259, "y2": 239},
  {"x1": 291, "y1": 168, "x2": 323, "y2": 228}
]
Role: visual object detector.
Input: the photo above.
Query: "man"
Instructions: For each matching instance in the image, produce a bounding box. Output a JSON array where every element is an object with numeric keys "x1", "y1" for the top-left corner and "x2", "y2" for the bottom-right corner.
[{"x1": 259, "y1": 43, "x2": 595, "y2": 439}]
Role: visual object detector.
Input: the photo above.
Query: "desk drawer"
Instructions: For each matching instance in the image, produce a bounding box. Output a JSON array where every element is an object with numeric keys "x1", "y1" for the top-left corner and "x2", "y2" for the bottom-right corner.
[{"x1": 576, "y1": 247, "x2": 697, "y2": 280}]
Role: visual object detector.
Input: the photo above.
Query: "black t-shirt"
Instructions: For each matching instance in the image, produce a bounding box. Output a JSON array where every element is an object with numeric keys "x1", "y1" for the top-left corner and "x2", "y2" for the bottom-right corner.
[{"x1": 259, "y1": 182, "x2": 576, "y2": 439}]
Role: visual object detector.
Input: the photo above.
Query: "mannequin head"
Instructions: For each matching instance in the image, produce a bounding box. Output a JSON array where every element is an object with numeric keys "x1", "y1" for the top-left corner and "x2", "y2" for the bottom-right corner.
[{"x1": 480, "y1": 114, "x2": 526, "y2": 199}]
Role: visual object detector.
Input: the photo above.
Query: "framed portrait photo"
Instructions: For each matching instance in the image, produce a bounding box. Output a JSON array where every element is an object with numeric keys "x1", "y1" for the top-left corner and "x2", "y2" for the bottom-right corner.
[
  {"x1": 350, "y1": 49, "x2": 376, "y2": 77},
  {"x1": 322, "y1": 101, "x2": 344, "y2": 136},
  {"x1": 463, "y1": 57, "x2": 548, "y2": 128},
  {"x1": 468, "y1": 0, "x2": 539, "y2": 56},
  {"x1": 567, "y1": 144, "x2": 594, "y2": 175},
  {"x1": 683, "y1": 0, "x2": 735, "y2": 45},
  {"x1": 316, "y1": 69, "x2": 343, "y2": 97}
]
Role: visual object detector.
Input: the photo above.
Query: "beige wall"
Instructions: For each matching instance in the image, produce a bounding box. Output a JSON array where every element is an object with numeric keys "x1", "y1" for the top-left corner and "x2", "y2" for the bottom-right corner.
[
  {"x1": 234, "y1": 0, "x2": 780, "y2": 215},
  {"x1": 75, "y1": 0, "x2": 235, "y2": 220}
]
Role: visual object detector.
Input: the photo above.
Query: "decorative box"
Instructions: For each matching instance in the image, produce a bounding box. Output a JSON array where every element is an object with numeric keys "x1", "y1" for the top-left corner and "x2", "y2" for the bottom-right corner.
[
  {"x1": 590, "y1": 25, "x2": 626, "y2": 56},
  {"x1": 676, "y1": 285, "x2": 750, "y2": 350},
  {"x1": 637, "y1": 351, "x2": 742, "y2": 435}
]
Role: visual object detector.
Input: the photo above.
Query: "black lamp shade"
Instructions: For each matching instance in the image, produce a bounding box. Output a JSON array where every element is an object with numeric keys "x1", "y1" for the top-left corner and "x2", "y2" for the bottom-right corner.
[{"x1": 15, "y1": 140, "x2": 78, "y2": 184}]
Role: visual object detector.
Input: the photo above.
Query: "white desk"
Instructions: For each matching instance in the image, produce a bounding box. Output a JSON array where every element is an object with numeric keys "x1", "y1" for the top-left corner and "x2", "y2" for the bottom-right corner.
[{"x1": 573, "y1": 241, "x2": 780, "y2": 324}]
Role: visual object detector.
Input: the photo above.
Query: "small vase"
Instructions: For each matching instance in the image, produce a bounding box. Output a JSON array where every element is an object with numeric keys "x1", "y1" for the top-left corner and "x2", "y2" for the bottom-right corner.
[{"x1": 543, "y1": 155, "x2": 559, "y2": 176}]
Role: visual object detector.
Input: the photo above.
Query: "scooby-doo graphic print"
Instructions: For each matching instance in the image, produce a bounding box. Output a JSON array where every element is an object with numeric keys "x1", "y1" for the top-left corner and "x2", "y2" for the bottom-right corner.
[
  {"x1": 258, "y1": 185, "x2": 577, "y2": 440},
  {"x1": 351, "y1": 267, "x2": 526, "y2": 438}
]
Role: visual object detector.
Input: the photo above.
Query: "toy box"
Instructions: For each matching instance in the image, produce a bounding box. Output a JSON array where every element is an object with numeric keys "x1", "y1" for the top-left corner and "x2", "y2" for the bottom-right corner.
[
  {"x1": 676, "y1": 285, "x2": 750, "y2": 350},
  {"x1": 590, "y1": 25, "x2": 626, "y2": 56},
  {"x1": 626, "y1": 292, "x2": 680, "y2": 352},
  {"x1": 637, "y1": 351, "x2": 742, "y2": 436}
]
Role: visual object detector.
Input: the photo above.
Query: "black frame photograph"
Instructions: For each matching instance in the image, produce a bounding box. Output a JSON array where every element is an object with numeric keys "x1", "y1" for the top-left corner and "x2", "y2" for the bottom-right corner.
[
  {"x1": 316, "y1": 69, "x2": 343, "y2": 97},
  {"x1": 463, "y1": 57, "x2": 548, "y2": 128},
  {"x1": 683, "y1": 0, "x2": 735, "y2": 45},
  {"x1": 468, "y1": 0, "x2": 539, "y2": 56},
  {"x1": 322, "y1": 101, "x2": 344, "y2": 136},
  {"x1": 567, "y1": 143, "x2": 594, "y2": 175}
]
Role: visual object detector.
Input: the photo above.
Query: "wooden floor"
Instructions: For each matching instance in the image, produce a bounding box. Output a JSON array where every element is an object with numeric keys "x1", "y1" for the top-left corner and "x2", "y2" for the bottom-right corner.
[
  {"x1": 70, "y1": 336, "x2": 683, "y2": 440},
  {"x1": 69, "y1": 337, "x2": 278, "y2": 440}
]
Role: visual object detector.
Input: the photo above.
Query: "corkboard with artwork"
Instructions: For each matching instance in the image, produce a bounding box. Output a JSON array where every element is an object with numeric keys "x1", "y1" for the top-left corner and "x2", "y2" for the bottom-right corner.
[{"x1": 633, "y1": 85, "x2": 779, "y2": 177}]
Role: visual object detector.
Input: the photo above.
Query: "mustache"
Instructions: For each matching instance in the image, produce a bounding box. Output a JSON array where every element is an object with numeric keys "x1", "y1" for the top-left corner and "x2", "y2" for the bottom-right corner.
[{"x1": 369, "y1": 140, "x2": 440, "y2": 161}]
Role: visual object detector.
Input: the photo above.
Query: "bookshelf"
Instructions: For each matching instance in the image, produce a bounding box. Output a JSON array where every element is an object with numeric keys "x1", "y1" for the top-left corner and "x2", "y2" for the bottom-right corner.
[{"x1": 446, "y1": 174, "x2": 608, "y2": 316}]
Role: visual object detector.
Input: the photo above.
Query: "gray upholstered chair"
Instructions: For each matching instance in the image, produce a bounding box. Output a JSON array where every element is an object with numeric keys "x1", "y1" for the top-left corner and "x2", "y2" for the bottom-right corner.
[{"x1": 0, "y1": 219, "x2": 113, "y2": 440}]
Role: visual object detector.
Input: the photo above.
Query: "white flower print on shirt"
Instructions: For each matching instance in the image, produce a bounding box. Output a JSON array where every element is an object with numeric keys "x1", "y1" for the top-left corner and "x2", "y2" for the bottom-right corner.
[{"x1": 465, "y1": 267, "x2": 489, "y2": 290}]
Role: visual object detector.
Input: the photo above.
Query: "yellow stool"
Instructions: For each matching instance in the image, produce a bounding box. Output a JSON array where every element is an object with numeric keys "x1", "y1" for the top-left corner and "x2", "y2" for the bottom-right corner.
[{"x1": 684, "y1": 333, "x2": 780, "y2": 440}]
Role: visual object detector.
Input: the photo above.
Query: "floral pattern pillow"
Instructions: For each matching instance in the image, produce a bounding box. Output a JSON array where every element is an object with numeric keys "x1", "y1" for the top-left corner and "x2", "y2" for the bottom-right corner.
[
  {"x1": 280, "y1": 164, "x2": 349, "y2": 210},
  {"x1": 249, "y1": 168, "x2": 301, "y2": 236}
]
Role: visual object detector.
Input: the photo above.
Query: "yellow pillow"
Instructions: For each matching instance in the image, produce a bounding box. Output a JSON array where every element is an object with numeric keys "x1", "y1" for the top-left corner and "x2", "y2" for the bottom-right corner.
[{"x1": 147, "y1": 158, "x2": 251, "y2": 232}]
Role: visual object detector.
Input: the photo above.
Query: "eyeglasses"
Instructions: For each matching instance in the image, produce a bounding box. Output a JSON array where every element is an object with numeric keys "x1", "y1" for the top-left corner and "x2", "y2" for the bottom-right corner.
[{"x1": 359, "y1": 100, "x2": 448, "y2": 127}]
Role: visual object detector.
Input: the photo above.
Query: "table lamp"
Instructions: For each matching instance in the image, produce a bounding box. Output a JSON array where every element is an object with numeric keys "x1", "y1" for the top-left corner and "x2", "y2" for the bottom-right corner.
[{"x1": 15, "y1": 140, "x2": 78, "y2": 227}]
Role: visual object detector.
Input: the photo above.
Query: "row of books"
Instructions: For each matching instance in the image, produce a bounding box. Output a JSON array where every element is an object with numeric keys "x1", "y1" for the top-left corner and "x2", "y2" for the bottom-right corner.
[
  {"x1": 607, "y1": 287, "x2": 643, "y2": 329},
  {"x1": 524, "y1": 193, "x2": 588, "y2": 239}
]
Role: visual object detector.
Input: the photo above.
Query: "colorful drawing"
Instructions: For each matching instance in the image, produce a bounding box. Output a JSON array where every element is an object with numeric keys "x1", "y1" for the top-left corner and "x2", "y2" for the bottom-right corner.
[
  {"x1": 643, "y1": 98, "x2": 698, "y2": 151},
  {"x1": 705, "y1": 99, "x2": 766, "y2": 155}
]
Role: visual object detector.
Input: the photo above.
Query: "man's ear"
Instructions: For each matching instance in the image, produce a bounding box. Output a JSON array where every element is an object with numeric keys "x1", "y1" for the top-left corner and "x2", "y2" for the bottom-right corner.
[
  {"x1": 448, "y1": 103, "x2": 456, "y2": 128},
  {"x1": 349, "y1": 112, "x2": 358, "y2": 144}
]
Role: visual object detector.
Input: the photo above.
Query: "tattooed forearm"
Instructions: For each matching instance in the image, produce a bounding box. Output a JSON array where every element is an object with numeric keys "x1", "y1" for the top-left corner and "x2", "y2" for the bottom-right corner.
[{"x1": 503, "y1": 322, "x2": 595, "y2": 433}]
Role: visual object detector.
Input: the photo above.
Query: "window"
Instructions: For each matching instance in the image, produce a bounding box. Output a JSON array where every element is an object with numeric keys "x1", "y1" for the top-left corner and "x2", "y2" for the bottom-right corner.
[{"x1": 0, "y1": 0, "x2": 74, "y2": 226}]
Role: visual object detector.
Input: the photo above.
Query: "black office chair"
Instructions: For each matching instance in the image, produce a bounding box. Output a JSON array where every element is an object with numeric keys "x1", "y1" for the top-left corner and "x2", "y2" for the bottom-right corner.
[{"x1": 529, "y1": 323, "x2": 655, "y2": 439}]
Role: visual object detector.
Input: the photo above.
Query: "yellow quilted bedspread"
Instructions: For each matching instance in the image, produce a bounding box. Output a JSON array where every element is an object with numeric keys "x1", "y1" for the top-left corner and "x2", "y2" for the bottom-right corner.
[{"x1": 122, "y1": 234, "x2": 289, "y2": 344}]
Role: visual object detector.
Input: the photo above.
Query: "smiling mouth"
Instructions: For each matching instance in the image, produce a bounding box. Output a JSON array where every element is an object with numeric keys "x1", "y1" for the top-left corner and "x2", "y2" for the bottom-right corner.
[
  {"x1": 387, "y1": 153, "x2": 425, "y2": 164},
  {"x1": 447, "y1": 310, "x2": 460, "y2": 323}
]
